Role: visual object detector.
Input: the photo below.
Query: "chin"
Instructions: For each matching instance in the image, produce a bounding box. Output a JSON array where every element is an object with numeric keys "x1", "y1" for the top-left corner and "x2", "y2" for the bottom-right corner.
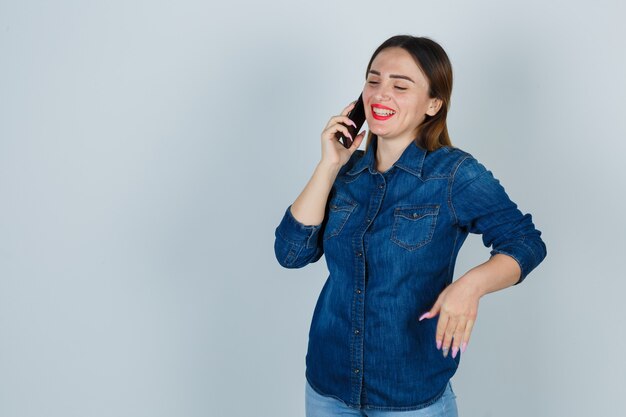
[
  {"x1": 371, "y1": 130, "x2": 394, "y2": 140},
  {"x1": 368, "y1": 125, "x2": 390, "y2": 137}
]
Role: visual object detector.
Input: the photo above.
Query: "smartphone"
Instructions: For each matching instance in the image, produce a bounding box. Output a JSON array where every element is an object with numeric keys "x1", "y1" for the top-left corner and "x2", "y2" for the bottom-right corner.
[{"x1": 335, "y1": 94, "x2": 366, "y2": 149}]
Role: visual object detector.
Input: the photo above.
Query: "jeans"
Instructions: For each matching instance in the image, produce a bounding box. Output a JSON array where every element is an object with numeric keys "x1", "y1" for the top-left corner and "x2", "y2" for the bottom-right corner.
[{"x1": 305, "y1": 380, "x2": 459, "y2": 417}]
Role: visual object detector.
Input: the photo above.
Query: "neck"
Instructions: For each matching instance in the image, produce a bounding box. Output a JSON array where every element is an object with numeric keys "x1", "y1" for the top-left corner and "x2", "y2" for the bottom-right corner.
[{"x1": 375, "y1": 135, "x2": 414, "y2": 172}]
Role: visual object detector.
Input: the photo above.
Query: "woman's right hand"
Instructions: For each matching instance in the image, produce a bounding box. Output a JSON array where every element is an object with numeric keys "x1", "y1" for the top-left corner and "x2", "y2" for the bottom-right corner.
[{"x1": 320, "y1": 101, "x2": 367, "y2": 167}]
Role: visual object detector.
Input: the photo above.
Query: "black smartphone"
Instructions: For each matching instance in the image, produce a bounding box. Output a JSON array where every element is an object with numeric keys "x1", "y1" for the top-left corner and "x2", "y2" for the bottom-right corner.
[{"x1": 335, "y1": 94, "x2": 366, "y2": 149}]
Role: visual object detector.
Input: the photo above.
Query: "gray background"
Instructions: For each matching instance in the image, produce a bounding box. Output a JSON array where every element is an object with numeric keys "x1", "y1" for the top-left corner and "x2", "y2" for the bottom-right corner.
[{"x1": 1, "y1": 1, "x2": 624, "y2": 416}]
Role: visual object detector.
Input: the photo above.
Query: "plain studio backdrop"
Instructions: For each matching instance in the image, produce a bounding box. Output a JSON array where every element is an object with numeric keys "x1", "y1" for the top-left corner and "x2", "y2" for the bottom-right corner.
[{"x1": 1, "y1": 1, "x2": 624, "y2": 416}]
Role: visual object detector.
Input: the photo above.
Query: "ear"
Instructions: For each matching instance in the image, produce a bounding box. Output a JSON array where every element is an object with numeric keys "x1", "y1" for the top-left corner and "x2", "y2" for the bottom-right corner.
[{"x1": 426, "y1": 98, "x2": 443, "y2": 116}]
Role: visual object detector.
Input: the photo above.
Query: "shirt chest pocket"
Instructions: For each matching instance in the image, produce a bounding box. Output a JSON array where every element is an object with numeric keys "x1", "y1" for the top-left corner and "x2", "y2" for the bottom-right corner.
[
  {"x1": 390, "y1": 205, "x2": 439, "y2": 251},
  {"x1": 323, "y1": 194, "x2": 358, "y2": 241}
]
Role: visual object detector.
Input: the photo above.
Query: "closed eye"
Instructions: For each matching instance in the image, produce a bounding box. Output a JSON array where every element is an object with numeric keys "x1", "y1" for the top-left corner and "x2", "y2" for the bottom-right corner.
[{"x1": 368, "y1": 81, "x2": 407, "y2": 91}]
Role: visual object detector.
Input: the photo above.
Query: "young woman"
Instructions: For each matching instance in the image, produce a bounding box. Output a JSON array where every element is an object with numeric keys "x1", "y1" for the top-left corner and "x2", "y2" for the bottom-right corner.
[{"x1": 274, "y1": 35, "x2": 547, "y2": 416}]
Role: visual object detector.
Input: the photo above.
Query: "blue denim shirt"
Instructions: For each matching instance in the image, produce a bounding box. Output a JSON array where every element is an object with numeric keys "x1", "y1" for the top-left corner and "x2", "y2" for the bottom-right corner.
[{"x1": 274, "y1": 136, "x2": 546, "y2": 411}]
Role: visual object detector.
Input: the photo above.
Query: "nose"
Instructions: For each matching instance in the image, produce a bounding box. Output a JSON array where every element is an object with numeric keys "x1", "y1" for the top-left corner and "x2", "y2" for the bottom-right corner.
[
  {"x1": 375, "y1": 93, "x2": 389, "y2": 101},
  {"x1": 375, "y1": 85, "x2": 392, "y2": 102}
]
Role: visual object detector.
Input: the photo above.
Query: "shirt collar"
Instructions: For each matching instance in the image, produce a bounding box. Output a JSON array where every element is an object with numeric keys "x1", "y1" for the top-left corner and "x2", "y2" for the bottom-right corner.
[{"x1": 346, "y1": 135, "x2": 427, "y2": 178}]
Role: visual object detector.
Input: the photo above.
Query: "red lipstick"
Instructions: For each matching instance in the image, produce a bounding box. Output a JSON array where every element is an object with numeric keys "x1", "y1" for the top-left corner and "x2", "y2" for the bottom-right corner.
[{"x1": 371, "y1": 104, "x2": 396, "y2": 121}]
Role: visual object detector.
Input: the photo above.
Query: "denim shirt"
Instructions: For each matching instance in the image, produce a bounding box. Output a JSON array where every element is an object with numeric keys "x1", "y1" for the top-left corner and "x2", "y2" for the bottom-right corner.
[{"x1": 274, "y1": 136, "x2": 546, "y2": 411}]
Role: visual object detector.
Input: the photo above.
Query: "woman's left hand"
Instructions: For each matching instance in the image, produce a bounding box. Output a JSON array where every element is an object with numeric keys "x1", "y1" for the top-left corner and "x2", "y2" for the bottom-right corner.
[{"x1": 418, "y1": 276, "x2": 483, "y2": 359}]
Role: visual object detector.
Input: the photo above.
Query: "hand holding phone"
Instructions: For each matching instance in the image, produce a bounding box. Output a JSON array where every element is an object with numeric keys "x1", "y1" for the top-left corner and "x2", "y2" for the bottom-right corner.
[{"x1": 335, "y1": 94, "x2": 366, "y2": 149}]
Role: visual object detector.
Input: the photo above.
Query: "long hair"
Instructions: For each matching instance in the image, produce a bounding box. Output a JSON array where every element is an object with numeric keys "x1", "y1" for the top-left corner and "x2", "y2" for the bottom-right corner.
[{"x1": 364, "y1": 35, "x2": 454, "y2": 152}]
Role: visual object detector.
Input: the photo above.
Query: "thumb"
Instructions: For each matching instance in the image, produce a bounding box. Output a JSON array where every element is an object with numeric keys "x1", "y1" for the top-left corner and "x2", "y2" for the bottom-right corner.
[
  {"x1": 418, "y1": 298, "x2": 442, "y2": 321},
  {"x1": 349, "y1": 130, "x2": 366, "y2": 152}
]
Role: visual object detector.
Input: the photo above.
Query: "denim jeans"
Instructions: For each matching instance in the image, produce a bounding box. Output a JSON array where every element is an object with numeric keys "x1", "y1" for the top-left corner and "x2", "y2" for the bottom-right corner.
[{"x1": 305, "y1": 379, "x2": 459, "y2": 417}]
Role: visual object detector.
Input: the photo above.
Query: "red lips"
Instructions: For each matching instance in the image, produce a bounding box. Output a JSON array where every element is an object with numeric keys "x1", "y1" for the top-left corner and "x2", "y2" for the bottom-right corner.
[{"x1": 371, "y1": 104, "x2": 396, "y2": 121}]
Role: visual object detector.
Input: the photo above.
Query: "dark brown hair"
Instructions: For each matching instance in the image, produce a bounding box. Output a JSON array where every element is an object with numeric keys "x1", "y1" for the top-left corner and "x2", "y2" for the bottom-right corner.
[{"x1": 364, "y1": 35, "x2": 454, "y2": 151}]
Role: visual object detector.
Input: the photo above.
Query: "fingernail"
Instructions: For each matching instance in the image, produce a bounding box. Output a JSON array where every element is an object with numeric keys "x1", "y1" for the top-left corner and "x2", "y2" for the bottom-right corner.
[
  {"x1": 461, "y1": 342, "x2": 467, "y2": 353},
  {"x1": 442, "y1": 347, "x2": 449, "y2": 358},
  {"x1": 418, "y1": 312, "x2": 429, "y2": 321},
  {"x1": 452, "y1": 346, "x2": 458, "y2": 358},
  {"x1": 436, "y1": 340, "x2": 442, "y2": 350},
  {"x1": 350, "y1": 120, "x2": 357, "y2": 128}
]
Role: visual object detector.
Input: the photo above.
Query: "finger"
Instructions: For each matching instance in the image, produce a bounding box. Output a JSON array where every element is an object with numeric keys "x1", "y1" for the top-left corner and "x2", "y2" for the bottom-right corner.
[
  {"x1": 333, "y1": 124, "x2": 353, "y2": 141},
  {"x1": 435, "y1": 313, "x2": 449, "y2": 351},
  {"x1": 325, "y1": 115, "x2": 358, "y2": 130},
  {"x1": 323, "y1": 123, "x2": 352, "y2": 141},
  {"x1": 340, "y1": 100, "x2": 357, "y2": 116},
  {"x1": 451, "y1": 318, "x2": 467, "y2": 359},
  {"x1": 348, "y1": 131, "x2": 366, "y2": 151},
  {"x1": 419, "y1": 295, "x2": 442, "y2": 322},
  {"x1": 461, "y1": 319, "x2": 475, "y2": 354},
  {"x1": 441, "y1": 316, "x2": 458, "y2": 358},
  {"x1": 418, "y1": 310, "x2": 437, "y2": 321}
]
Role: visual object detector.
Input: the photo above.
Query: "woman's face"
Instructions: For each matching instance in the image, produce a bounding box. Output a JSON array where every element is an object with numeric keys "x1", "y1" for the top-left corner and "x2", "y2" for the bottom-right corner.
[{"x1": 363, "y1": 47, "x2": 441, "y2": 143}]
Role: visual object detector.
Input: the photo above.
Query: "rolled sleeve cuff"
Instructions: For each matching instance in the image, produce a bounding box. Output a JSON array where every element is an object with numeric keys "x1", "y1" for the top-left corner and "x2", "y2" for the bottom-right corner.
[
  {"x1": 489, "y1": 238, "x2": 539, "y2": 285},
  {"x1": 275, "y1": 205, "x2": 323, "y2": 249}
]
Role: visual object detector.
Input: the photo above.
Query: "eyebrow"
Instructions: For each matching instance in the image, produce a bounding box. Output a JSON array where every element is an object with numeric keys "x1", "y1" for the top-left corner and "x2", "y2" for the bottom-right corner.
[{"x1": 368, "y1": 70, "x2": 415, "y2": 83}]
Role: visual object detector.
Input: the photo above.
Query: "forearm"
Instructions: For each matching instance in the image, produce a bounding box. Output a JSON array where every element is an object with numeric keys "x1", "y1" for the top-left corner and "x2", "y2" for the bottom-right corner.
[
  {"x1": 458, "y1": 253, "x2": 522, "y2": 297},
  {"x1": 290, "y1": 161, "x2": 341, "y2": 226}
]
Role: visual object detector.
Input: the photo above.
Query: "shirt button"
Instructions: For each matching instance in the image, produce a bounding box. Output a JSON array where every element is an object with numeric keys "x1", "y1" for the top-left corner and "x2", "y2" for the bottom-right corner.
[
  {"x1": 356, "y1": 251, "x2": 362, "y2": 257},
  {"x1": 356, "y1": 289, "x2": 362, "y2": 294},
  {"x1": 354, "y1": 329, "x2": 360, "y2": 335},
  {"x1": 354, "y1": 369, "x2": 360, "y2": 374},
  {"x1": 366, "y1": 218, "x2": 371, "y2": 223},
  {"x1": 378, "y1": 184, "x2": 384, "y2": 189}
]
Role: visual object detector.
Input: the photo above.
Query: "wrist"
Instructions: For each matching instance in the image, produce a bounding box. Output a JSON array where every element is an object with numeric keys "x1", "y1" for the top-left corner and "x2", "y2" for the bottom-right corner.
[
  {"x1": 457, "y1": 270, "x2": 487, "y2": 298},
  {"x1": 317, "y1": 160, "x2": 342, "y2": 175}
]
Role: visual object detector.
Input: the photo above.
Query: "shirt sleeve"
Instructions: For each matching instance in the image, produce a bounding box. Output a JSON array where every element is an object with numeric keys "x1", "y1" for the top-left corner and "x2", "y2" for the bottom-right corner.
[
  {"x1": 449, "y1": 155, "x2": 547, "y2": 285},
  {"x1": 274, "y1": 204, "x2": 325, "y2": 268}
]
